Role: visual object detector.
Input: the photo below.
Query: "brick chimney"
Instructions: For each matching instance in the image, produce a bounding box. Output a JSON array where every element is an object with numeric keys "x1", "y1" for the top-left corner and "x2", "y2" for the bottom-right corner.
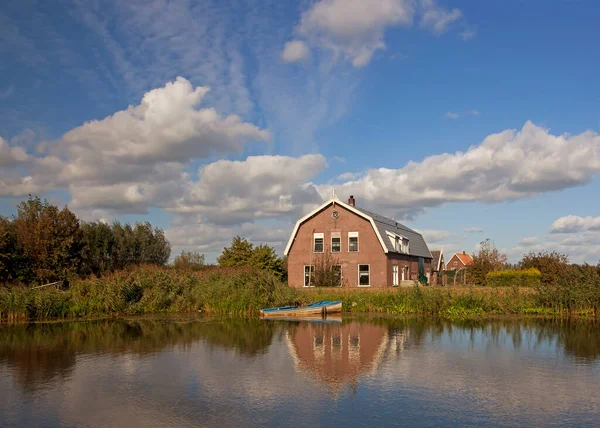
[
  {"x1": 348, "y1": 195, "x2": 355, "y2": 207},
  {"x1": 463, "y1": 250, "x2": 466, "y2": 255}
]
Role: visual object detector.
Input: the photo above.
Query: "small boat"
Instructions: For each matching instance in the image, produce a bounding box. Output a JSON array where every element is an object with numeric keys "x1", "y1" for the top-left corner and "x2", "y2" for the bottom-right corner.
[{"x1": 259, "y1": 300, "x2": 342, "y2": 317}]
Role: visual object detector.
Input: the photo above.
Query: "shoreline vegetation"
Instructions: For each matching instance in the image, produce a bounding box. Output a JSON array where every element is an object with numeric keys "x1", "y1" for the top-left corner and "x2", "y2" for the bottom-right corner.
[
  {"x1": 1, "y1": 265, "x2": 599, "y2": 322},
  {"x1": 1, "y1": 196, "x2": 599, "y2": 322}
]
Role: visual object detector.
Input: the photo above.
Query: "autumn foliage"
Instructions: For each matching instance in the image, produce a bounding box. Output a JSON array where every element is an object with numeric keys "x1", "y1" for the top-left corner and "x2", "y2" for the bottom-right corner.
[{"x1": 0, "y1": 196, "x2": 171, "y2": 286}]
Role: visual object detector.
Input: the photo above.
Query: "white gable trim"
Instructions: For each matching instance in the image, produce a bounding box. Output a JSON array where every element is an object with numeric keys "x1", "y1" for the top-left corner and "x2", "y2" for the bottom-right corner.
[
  {"x1": 283, "y1": 197, "x2": 388, "y2": 256},
  {"x1": 436, "y1": 248, "x2": 444, "y2": 271}
]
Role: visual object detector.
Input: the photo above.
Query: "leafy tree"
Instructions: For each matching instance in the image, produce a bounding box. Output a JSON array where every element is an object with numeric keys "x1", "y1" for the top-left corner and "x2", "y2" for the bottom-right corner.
[
  {"x1": 312, "y1": 249, "x2": 342, "y2": 287},
  {"x1": 520, "y1": 251, "x2": 569, "y2": 285},
  {"x1": 217, "y1": 236, "x2": 284, "y2": 278},
  {"x1": 173, "y1": 250, "x2": 206, "y2": 271},
  {"x1": 467, "y1": 238, "x2": 507, "y2": 286},
  {"x1": 250, "y1": 244, "x2": 284, "y2": 279},
  {"x1": 12, "y1": 196, "x2": 82, "y2": 284},
  {"x1": 218, "y1": 236, "x2": 255, "y2": 267},
  {"x1": 80, "y1": 221, "x2": 115, "y2": 276}
]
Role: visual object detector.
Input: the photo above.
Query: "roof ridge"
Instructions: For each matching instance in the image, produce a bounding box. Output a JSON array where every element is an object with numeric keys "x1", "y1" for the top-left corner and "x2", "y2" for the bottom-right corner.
[{"x1": 355, "y1": 207, "x2": 421, "y2": 236}]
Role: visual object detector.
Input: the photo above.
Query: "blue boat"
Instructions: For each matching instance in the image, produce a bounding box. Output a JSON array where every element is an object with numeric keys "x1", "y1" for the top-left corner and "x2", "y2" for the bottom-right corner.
[{"x1": 259, "y1": 300, "x2": 343, "y2": 317}]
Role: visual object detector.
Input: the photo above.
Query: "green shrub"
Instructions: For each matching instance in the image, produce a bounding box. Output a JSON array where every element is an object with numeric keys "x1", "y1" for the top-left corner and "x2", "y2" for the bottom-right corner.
[{"x1": 487, "y1": 268, "x2": 541, "y2": 287}]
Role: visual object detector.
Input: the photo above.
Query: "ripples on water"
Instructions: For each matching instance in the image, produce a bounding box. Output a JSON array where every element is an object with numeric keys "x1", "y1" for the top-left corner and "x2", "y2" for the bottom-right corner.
[{"x1": 0, "y1": 316, "x2": 599, "y2": 427}]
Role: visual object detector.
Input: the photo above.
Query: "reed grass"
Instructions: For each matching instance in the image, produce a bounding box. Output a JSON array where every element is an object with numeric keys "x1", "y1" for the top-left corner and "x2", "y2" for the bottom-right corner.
[{"x1": 0, "y1": 265, "x2": 598, "y2": 321}]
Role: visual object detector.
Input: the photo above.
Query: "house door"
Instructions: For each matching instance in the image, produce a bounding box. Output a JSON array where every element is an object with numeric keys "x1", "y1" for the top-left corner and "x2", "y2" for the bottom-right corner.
[{"x1": 392, "y1": 265, "x2": 398, "y2": 286}]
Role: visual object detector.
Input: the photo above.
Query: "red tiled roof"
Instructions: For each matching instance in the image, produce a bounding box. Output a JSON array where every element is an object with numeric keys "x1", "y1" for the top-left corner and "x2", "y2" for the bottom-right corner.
[{"x1": 455, "y1": 253, "x2": 473, "y2": 265}]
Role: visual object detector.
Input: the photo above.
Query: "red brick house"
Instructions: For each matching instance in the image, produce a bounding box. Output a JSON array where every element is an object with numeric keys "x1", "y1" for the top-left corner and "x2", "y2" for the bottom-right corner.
[
  {"x1": 284, "y1": 195, "x2": 433, "y2": 287},
  {"x1": 446, "y1": 251, "x2": 473, "y2": 271}
]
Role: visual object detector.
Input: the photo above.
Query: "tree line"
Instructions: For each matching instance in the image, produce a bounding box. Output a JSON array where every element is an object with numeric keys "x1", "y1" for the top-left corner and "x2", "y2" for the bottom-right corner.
[
  {"x1": 0, "y1": 197, "x2": 287, "y2": 286},
  {"x1": 0, "y1": 196, "x2": 171, "y2": 285}
]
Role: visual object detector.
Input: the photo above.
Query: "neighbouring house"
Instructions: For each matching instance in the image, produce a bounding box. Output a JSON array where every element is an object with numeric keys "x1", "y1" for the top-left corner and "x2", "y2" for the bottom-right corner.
[
  {"x1": 446, "y1": 251, "x2": 473, "y2": 271},
  {"x1": 430, "y1": 249, "x2": 445, "y2": 285},
  {"x1": 284, "y1": 195, "x2": 433, "y2": 287}
]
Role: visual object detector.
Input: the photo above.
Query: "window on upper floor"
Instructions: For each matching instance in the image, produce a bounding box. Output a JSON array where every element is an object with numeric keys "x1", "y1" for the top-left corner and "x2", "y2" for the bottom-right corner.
[
  {"x1": 313, "y1": 233, "x2": 324, "y2": 253},
  {"x1": 348, "y1": 231, "x2": 359, "y2": 252},
  {"x1": 331, "y1": 232, "x2": 341, "y2": 253}
]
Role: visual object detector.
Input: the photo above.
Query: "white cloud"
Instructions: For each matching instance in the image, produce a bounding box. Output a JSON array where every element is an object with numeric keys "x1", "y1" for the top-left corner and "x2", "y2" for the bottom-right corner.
[
  {"x1": 0, "y1": 78, "x2": 270, "y2": 211},
  {"x1": 517, "y1": 236, "x2": 539, "y2": 247},
  {"x1": 0, "y1": 136, "x2": 28, "y2": 167},
  {"x1": 420, "y1": 0, "x2": 462, "y2": 34},
  {"x1": 166, "y1": 221, "x2": 292, "y2": 260},
  {"x1": 289, "y1": 0, "x2": 415, "y2": 67},
  {"x1": 445, "y1": 109, "x2": 479, "y2": 119},
  {"x1": 459, "y1": 29, "x2": 476, "y2": 40},
  {"x1": 550, "y1": 215, "x2": 600, "y2": 233},
  {"x1": 416, "y1": 229, "x2": 455, "y2": 243},
  {"x1": 464, "y1": 227, "x2": 484, "y2": 233},
  {"x1": 281, "y1": 40, "x2": 310, "y2": 63},
  {"x1": 319, "y1": 121, "x2": 600, "y2": 219},
  {"x1": 171, "y1": 154, "x2": 327, "y2": 225}
]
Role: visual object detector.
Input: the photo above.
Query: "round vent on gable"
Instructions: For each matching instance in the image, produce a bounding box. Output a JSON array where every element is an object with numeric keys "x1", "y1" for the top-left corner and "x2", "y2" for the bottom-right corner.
[{"x1": 331, "y1": 210, "x2": 339, "y2": 219}]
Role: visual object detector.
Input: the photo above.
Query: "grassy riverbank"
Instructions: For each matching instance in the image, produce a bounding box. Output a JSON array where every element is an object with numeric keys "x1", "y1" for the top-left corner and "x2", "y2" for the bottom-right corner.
[{"x1": 1, "y1": 266, "x2": 598, "y2": 321}]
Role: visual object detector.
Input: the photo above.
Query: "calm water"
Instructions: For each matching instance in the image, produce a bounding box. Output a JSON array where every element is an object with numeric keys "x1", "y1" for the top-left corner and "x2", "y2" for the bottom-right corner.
[{"x1": 1, "y1": 316, "x2": 599, "y2": 427}]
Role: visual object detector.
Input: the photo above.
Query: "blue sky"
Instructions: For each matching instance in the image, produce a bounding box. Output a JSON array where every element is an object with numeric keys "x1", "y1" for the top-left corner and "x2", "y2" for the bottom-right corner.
[{"x1": 1, "y1": 0, "x2": 599, "y2": 263}]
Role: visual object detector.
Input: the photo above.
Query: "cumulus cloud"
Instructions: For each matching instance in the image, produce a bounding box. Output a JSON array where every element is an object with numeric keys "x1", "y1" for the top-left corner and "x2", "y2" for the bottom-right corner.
[
  {"x1": 281, "y1": 40, "x2": 310, "y2": 63},
  {"x1": 171, "y1": 154, "x2": 327, "y2": 225},
  {"x1": 550, "y1": 215, "x2": 600, "y2": 233},
  {"x1": 420, "y1": 0, "x2": 462, "y2": 34},
  {"x1": 517, "y1": 236, "x2": 539, "y2": 247},
  {"x1": 0, "y1": 136, "x2": 29, "y2": 167},
  {"x1": 166, "y1": 221, "x2": 291, "y2": 258},
  {"x1": 0, "y1": 77, "x2": 270, "y2": 211},
  {"x1": 286, "y1": 0, "x2": 415, "y2": 67},
  {"x1": 464, "y1": 227, "x2": 484, "y2": 233},
  {"x1": 320, "y1": 121, "x2": 600, "y2": 219}
]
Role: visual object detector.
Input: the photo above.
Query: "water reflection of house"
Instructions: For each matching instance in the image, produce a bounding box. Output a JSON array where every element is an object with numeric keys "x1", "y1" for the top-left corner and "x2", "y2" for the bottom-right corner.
[{"x1": 285, "y1": 321, "x2": 410, "y2": 391}]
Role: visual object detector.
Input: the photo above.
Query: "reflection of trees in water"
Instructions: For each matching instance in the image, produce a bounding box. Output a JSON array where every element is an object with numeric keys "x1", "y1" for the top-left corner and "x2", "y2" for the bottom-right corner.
[
  {"x1": 345, "y1": 316, "x2": 600, "y2": 365},
  {"x1": 0, "y1": 317, "x2": 279, "y2": 391},
  {"x1": 400, "y1": 318, "x2": 600, "y2": 363},
  {"x1": 1, "y1": 316, "x2": 598, "y2": 393}
]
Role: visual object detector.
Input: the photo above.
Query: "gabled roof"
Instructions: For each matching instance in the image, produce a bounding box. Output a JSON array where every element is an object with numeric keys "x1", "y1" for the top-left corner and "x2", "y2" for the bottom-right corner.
[
  {"x1": 284, "y1": 197, "x2": 433, "y2": 259},
  {"x1": 450, "y1": 252, "x2": 473, "y2": 265},
  {"x1": 431, "y1": 250, "x2": 443, "y2": 271}
]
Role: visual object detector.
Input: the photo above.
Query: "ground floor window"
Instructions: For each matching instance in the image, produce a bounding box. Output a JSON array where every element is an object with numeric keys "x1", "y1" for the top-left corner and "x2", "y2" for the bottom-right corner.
[
  {"x1": 333, "y1": 264, "x2": 342, "y2": 286},
  {"x1": 392, "y1": 264, "x2": 399, "y2": 286},
  {"x1": 304, "y1": 265, "x2": 315, "y2": 287},
  {"x1": 358, "y1": 264, "x2": 370, "y2": 286}
]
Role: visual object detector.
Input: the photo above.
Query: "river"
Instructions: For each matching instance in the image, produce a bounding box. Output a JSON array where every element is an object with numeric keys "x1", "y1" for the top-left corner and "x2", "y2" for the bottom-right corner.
[{"x1": 1, "y1": 316, "x2": 599, "y2": 427}]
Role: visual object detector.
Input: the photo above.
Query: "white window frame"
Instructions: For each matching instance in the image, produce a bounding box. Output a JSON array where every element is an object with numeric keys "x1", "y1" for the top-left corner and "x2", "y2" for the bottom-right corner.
[
  {"x1": 392, "y1": 264, "x2": 399, "y2": 286},
  {"x1": 348, "y1": 231, "x2": 359, "y2": 252},
  {"x1": 331, "y1": 232, "x2": 341, "y2": 253},
  {"x1": 304, "y1": 265, "x2": 315, "y2": 287},
  {"x1": 313, "y1": 232, "x2": 324, "y2": 253},
  {"x1": 358, "y1": 264, "x2": 370, "y2": 287}
]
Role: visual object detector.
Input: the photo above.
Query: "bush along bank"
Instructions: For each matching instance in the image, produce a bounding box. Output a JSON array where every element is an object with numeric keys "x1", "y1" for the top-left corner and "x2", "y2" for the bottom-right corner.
[
  {"x1": 1, "y1": 266, "x2": 599, "y2": 321},
  {"x1": 0, "y1": 266, "x2": 298, "y2": 320}
]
